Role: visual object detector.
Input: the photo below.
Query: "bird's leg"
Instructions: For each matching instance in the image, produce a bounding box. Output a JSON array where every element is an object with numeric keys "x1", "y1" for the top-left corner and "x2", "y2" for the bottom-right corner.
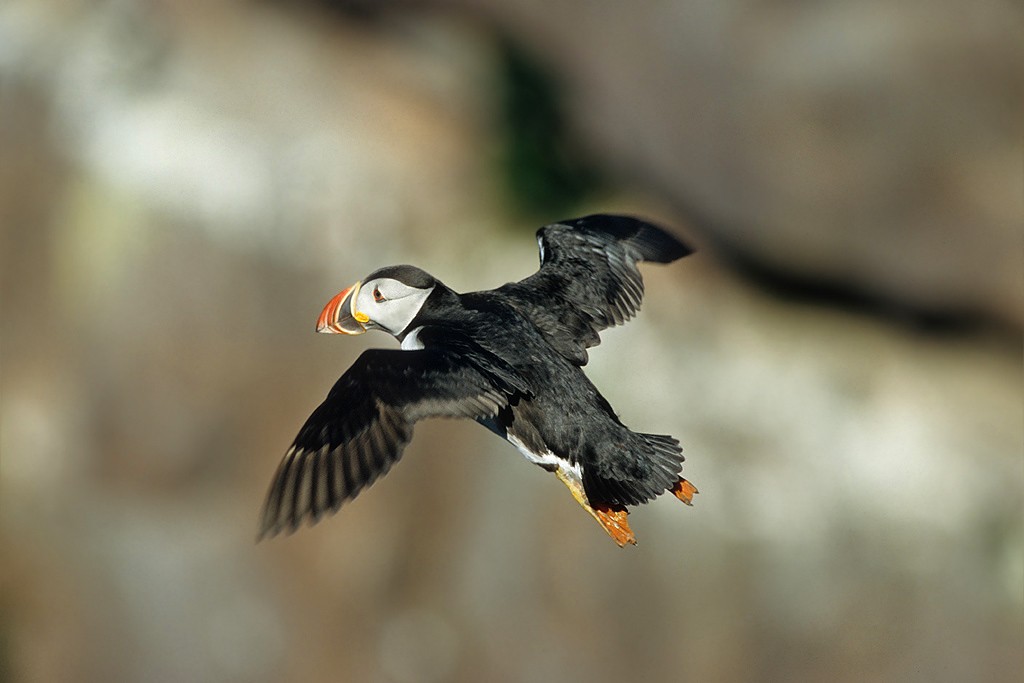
[
  {"x1": 670, "y1": 478, "x2": 698, "y2": 505},
  {"x1": 555, "y1": 468, "x2": 637, "y2": 547}
]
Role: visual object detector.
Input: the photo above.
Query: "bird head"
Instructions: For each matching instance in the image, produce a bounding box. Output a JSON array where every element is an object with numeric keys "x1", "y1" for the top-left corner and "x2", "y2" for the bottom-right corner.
[{"x1": 316, "y1": 265, "x2": 437, "y2": 338}]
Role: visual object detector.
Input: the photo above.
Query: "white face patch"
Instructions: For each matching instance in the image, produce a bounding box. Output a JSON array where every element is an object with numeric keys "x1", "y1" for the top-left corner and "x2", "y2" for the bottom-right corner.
[{"x1": 353, "y1": 278, "x2": 434, "y2": 337}]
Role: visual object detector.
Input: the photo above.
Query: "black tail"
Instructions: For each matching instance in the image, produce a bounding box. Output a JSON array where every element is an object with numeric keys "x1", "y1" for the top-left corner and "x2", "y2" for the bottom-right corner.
[{"x1": 582, "y1": 432, "x2": 685, "y2": 508}]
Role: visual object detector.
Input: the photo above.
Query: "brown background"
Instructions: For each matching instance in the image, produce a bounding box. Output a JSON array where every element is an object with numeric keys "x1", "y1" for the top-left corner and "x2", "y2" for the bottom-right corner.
[{"x1": 2, "y1": 1, "x2": 1021, "y2": 682}]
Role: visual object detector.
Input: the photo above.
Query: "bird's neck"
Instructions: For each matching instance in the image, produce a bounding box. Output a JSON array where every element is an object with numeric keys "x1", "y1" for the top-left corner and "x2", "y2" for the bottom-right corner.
[{"x1": 396, "y1": 281, "x2": 462, "y2": 341}]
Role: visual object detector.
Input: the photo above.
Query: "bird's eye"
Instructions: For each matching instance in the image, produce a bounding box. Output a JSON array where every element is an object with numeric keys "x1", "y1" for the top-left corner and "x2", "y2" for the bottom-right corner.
[{"x1": 373, "y1": 287, "x2": 385, "y2": 303}]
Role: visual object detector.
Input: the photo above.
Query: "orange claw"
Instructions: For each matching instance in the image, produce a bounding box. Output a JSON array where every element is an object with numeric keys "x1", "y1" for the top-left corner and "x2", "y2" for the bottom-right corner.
[{"x1": 671, "y1": 478, "x2": 698, "y2": 505}]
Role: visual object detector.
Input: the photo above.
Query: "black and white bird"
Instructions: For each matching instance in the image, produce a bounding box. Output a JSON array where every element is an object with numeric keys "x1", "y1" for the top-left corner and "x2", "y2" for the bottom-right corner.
[{"x1": 259, "y1": 214, "x2": 697, "y2": 546}]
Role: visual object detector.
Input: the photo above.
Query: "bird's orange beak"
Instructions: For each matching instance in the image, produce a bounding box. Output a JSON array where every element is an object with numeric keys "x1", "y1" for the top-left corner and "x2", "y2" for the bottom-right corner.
[{"x1": 316, "y1": 281, "x2": 369, "y2": 334}]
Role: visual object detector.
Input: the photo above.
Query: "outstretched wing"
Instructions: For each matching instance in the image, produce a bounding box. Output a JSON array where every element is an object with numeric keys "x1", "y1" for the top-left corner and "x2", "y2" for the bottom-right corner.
[
  {"x1": 259, "y1": 338, "x2": 529, "y2": 538},
  {"x1": 498, "y1": 214, "x2": 694, "y2": 365}
]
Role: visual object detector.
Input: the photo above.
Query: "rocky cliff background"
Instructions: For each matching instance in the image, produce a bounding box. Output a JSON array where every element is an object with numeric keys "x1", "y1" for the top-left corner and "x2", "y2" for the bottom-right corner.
[{"x1": 1, "y1": 1, "x2": 1021, "y2": 682}]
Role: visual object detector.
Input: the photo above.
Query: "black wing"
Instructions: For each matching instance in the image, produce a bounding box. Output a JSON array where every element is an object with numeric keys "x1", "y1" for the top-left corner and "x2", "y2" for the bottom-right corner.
[
  {"x1": 498, "y1": 214, "x2": 694, "y2": 364},
  {"x1": 259, "y1": 338, "x2": 529, "y2": 539}
]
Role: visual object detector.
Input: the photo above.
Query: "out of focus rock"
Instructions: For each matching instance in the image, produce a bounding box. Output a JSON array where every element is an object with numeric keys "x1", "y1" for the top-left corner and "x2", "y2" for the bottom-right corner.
[{"x1": 422, "y1": 0, "x2": 1024, "y2": 326}]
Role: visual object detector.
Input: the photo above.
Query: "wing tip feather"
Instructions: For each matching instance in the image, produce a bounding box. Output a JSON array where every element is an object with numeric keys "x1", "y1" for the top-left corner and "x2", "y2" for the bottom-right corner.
[{"x1": 556, "y1": 213, "x2": 695, "y2": 263}]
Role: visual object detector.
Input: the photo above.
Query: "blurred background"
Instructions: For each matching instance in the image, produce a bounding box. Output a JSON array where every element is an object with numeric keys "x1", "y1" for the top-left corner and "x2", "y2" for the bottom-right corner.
[{"x1": 1, "y1": 1, "x2": 1021, "y2": 681}]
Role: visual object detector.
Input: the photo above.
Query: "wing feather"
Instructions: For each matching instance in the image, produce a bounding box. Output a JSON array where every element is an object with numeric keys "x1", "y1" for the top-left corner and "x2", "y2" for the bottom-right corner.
[
  {"x1": 259, "y1": 341, "x2": 527, "y2": 538},
  {"x1": 498, "y1": 214, "x2": 693, "y2": 364}
]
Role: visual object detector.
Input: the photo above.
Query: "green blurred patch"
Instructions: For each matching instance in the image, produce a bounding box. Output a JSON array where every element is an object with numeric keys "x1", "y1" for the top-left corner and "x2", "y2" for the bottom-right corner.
[{"x1": 495, "y1": 37, "x2": 604, "y2": 220}]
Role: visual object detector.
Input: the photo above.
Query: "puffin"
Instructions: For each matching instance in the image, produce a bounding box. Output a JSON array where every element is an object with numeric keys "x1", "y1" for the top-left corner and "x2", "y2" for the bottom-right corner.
[{"x1": 259, "y1": 214, "x2": 697, "y2": 546}]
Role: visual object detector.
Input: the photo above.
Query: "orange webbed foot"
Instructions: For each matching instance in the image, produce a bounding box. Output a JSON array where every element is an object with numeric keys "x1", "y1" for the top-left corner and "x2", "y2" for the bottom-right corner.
[
  {"x1": 592, "y1": 504, "x2": 637, "y2": 547},
  {"x1": 671, "y1": 478, "x2": 698, "y2": 505},
  {"x1": 556, "y1": 468, "x2": 638, "y2": 547}
]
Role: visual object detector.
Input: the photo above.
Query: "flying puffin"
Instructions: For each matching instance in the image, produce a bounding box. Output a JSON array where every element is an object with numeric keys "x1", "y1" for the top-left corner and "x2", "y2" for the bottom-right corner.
[{"x1": 259, "y1": 214, "x2": 697, "y2": 546}]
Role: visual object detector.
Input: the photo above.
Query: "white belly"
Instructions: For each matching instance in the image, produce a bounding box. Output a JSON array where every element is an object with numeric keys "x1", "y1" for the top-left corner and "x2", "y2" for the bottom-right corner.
[{"x1": 505, "y1": 432, "x2": 583, "y2": 480}]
